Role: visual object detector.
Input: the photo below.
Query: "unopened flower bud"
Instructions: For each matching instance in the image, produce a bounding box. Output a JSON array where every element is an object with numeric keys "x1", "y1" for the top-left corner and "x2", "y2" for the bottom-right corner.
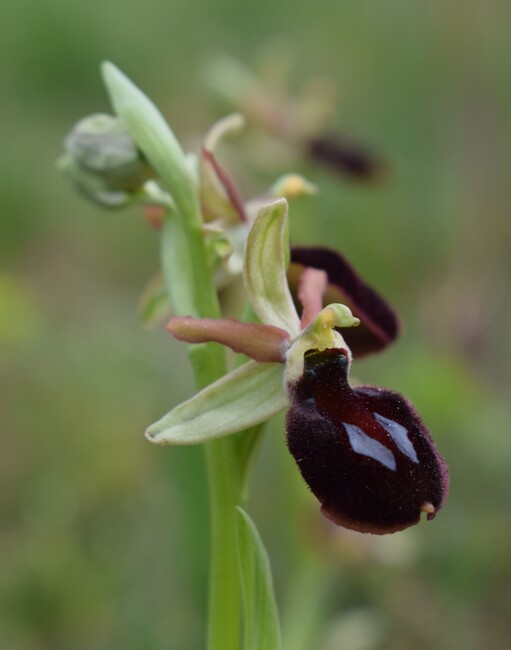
[
  {"x1": 65, "y1": 113, "x2": 154, "y2": 190},
  {"x1": 59, "y1": 113, "x2": 155, "y2": 208}
]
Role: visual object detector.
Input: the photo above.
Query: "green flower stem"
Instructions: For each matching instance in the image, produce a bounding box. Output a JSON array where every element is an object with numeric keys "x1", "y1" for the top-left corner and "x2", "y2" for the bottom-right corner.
[
  {"x1": 161, "y1": 216, "x2": 243, "y2": 650},
  {"x1": 101, "y1": 62, "x2": 254, "y2": 649},
  {"x1": 205, "y1": 439, "x2": 243, "y2": 649}
]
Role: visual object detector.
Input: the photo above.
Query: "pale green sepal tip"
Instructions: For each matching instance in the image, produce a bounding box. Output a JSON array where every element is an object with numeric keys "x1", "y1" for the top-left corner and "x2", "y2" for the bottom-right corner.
[
  {"x1": 204, "y1": 112, "x2": 246, "y2": 151},
  {"x1": 236, "y1": 507, "x2": 282, "y2": 650},
  {"x1": 243, "y1": 198, "x2": 301, "y2": 337},
  {"x1": 145, "y1": 361, "x2": 288, "y2": 445}
]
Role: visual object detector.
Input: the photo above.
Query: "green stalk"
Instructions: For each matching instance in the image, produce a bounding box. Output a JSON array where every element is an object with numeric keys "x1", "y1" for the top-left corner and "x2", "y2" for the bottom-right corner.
[
  {"x1": 102, "y1": 62, "x2": 247, "y2": 649},
  {"x1": 204, "y1": 439, "x2": 243, "y2": 649},
  {"x1": 161, "y1": 210, "x2": 243, "y2": 650}
]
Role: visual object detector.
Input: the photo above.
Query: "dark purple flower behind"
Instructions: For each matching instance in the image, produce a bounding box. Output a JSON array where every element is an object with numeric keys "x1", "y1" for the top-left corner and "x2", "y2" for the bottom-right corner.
[
  {"x1": 290, "y1": 247, "x2": 400, "y2": 358},
  {"x1": 306, "y1": 134, "x2": 387, "y2": 183}
]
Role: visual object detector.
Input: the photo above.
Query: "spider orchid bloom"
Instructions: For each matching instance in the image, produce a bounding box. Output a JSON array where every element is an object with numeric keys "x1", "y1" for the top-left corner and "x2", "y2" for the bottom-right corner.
[{"x1": 146, "y1": 199, "x2": 449, "y2": 534}]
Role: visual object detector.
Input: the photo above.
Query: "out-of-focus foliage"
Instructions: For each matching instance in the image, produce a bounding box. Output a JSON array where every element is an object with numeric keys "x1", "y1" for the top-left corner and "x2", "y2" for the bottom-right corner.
[{"x1": 1, "y1": 1, "x2": 511, "y2": 649}]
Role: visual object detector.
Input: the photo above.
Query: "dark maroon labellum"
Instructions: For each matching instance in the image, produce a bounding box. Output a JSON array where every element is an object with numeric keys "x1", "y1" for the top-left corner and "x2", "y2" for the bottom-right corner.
[{"x1": 286, "y1": 348, "x2": 449, "y2": 534}]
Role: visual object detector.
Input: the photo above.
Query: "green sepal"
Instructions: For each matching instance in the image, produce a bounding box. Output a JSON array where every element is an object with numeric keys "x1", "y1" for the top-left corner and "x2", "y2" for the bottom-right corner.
[
  {"x1": 204, "y1": 113, "x2": 245, "y2": 151},
  {"x1": 145, "y1": 361, "x2": 287, "y2": 445},
  {"x1": 243, "y1": 198, "x2": 301, "y2": 337},
  {"x1": 236, "y1": 507, "x2": 282, "y2": 650},
  {"x1": 200, "y1": 113, "x2": 246, "y2": 224}
]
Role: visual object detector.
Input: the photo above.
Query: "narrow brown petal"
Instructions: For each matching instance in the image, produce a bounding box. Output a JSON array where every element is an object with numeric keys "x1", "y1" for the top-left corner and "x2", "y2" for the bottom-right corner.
[
  {"x1": 297, "y1": 267, "x2": 328, "y2": 328},
  {"x1": 286, "y1": 348, "x2": 449, "y2": 534},
  {"x1": 290, "y1": 247, "x2": 399, "y2": 358},
  {"x1": 167, "y1": 316, "x2": 289, "y2": 363},
  {"x1": 201, "y1": 147, "x2": 247, "y2": 222},
  {"x1": 306, "y1": 134, "x2": 387, "y2": 183},
  {"x1": 142, "y1": 204, "x2": 165, "y2": 230}
]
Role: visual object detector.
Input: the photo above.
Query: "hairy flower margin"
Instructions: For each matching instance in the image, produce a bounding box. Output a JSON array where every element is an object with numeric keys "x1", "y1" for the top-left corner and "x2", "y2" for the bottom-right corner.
[{"x1": 146, "y1": 198, "x2": 449, "y2": 535}]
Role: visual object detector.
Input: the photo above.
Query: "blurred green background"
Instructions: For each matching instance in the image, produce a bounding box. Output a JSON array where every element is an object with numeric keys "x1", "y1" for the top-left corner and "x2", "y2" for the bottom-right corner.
[{"x1": 1, "y1": 0, "x2": 511, "y2": 648}]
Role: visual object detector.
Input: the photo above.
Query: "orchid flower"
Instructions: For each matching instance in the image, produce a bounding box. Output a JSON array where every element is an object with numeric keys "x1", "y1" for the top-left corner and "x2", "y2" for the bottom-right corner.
[
  {"x1": 60, "y1": 62, "x2": 450, "y2": 650},
  {"x1": 145, "y1": 198, "x2": 449, "y2": 535}
]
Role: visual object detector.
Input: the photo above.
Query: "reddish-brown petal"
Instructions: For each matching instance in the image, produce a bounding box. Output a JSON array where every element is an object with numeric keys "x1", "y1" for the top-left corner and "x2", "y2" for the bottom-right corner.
[
  {"x1": 201, "y1": 147, "x2": 247, "y2": 222},
  {"x1": 290, "y1": 247, "x2": 399, "y2": 358},
  {"x1": 142, "y1": 204, "x2": 165, "y2": 230},
  {"x1": 297, "y1": 267, "x2": 328, "y2": 328},
  {"x1": 306, "y1": 134, "x2": 388, "y2": 183},
  {"x1": 167, "y1": 316, "x2": 289, "y2": 363},
  {"x1": 286, "y1": 347, "x2": 449, "y2": 534}
]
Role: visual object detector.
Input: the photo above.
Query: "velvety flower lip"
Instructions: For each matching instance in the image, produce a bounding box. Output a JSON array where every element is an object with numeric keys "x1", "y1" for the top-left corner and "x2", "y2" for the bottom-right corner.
[
  {"x1": 286, "y1": 347, "x2": 449, "y2": 534},
  {"x1": 290, "y1": 246, "x2": 400, "y2": 358}
]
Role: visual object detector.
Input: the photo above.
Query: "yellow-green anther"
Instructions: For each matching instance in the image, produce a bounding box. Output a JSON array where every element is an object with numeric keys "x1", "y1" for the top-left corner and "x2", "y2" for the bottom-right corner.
[
  {"x1": 314, "y1": 304, "x2": 360, "y2": 331},
  {"x1": 284, "y1": 304, "x2": 359, "y2": 386},
  {"x1": 271, "y1": 174, "x2": 318, "y2": 199}
]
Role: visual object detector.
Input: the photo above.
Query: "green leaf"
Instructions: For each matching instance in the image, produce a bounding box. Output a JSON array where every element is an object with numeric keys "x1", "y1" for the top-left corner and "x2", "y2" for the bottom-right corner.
[
  {"x1": 236, "y1": 507, "x2": 282, "y2": 650},
  {"x1": 234, "y1": 424, "x2": 266, "y2": 499},
  {"x1": 243, "y1": 198, "x2": 301, "y2": 337},
  {"x1": 101, "y1": 62, "x2": 201, "y2": 228},
  {"x1": 102, "y1": 63, "x2": 222, "y2": 322},
  {"x1": 145, "y1": 361, "x2": 287, "y2": 445}
]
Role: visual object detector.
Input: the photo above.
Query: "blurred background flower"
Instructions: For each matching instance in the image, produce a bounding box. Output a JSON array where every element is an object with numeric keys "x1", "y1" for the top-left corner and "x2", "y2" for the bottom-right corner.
[{"x1": 1, "y1": 1, "x2": 511, "y2": 649}]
